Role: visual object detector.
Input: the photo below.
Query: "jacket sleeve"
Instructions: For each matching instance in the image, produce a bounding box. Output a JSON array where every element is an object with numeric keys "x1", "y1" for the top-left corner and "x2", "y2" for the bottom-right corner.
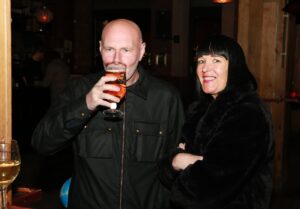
[
  {"x1": 158, "y1": 147, "x2": 186, "y2": 189},
  {"x1": 31, "y1": 77, "x2": 94, "y2": 155},
  {"x1": 158, "y1": 89, "x2": 185, "y2": 188},
  {"x1": 169, "y1": 103, "x2": 273, "y2": 209}
]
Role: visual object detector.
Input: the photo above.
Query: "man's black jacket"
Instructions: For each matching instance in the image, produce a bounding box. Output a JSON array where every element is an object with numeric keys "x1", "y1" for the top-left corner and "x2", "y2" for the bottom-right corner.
[{"x1": 31, "y1": 67, "x2": 185, "y2": 209}]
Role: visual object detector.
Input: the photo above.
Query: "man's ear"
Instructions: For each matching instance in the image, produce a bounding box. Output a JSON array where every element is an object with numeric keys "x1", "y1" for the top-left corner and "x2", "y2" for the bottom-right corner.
[
  {"x1": 99, "y1": 41, "x2": 102, "y2": 53},
  {"x1": 139, "y1": 42, "x2": 146, "y2": 61}
]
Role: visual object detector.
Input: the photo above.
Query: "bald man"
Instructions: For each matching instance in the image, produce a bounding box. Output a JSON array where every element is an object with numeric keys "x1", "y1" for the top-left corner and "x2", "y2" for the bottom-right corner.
[{"x1": 32, "y1": 19, "x2": 185, "y2": 209}]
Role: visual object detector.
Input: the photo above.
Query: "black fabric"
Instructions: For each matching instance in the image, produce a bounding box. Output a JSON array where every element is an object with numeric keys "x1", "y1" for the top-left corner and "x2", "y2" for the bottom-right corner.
[{"x1": 31, "y1": 67, "x2": 185, "y2": 209}]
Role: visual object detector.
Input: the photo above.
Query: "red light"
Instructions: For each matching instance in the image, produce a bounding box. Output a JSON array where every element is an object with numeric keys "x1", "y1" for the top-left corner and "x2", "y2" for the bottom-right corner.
[
  {"x1": 36, "y1": 6, "x2": 53, "y2": 24},
  {"x1": 289, "y1": 89, "x2": 300, "y2": 99}
]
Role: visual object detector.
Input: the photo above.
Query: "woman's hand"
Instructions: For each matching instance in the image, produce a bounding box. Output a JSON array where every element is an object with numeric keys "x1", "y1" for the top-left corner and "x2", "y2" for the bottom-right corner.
[{"x1": 172, "y1": 143, "x2": 203, "y2": 171}]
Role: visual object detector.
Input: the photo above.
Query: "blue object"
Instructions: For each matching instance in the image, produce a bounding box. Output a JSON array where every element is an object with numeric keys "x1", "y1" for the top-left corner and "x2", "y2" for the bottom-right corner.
[{"x1": 60, "y1": 177, "x2": 72, "y2": 208}]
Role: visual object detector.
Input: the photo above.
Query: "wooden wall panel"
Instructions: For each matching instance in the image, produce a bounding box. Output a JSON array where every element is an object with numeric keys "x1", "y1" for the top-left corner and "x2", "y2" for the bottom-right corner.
[
  {"x1": 237, "y1": 0, "x2": 250, "y2": 53},
  {"x1": 237, "y1": 0, "x2": 288, "y2": 192},
  {"x1": 271, "y1": 0, "x2": 289, "y2": 191},
  {"x1": 291, "y1": 25, "x2": 300, "y2": 134},
  {"x1": 0, "y1": 0, "x2": 12, "y2": 142},
  {"x1": 238, "y1": 0, "x2": 264, "y2": 79},
  {"x1": 260, "y1": 2, "x2": 277, "y2": 98},
  {"x1": 248, "y1": 0, "x2": 263, "y2": 78}
]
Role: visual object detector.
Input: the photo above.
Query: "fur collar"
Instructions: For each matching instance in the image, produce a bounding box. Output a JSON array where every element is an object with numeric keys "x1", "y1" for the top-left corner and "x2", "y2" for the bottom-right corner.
[{"x1": 182, "y1": 85, "x2": 258, "y2": 154}]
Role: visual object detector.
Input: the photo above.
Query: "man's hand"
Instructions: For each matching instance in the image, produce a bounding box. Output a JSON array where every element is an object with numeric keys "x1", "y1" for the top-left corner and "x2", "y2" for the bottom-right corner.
[{"x1": 86, "y1": 75, "x2": 120, "y2": 111}]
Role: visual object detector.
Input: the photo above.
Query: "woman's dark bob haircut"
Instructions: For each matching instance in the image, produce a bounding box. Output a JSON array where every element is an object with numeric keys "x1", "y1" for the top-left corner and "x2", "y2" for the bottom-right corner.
[{"x1": 196, "y1": 35, "x2": 257, "y2": 94}]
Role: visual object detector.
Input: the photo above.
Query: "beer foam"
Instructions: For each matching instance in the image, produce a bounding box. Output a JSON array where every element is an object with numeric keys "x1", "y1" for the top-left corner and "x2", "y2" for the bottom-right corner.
[{"x1": 106, "y1": 66, "x2": 126, "y2": 72}]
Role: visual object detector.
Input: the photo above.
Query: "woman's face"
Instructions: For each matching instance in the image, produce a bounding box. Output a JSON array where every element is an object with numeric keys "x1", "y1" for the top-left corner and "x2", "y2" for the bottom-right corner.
[{"x1": 196, "y1": 54, "x2": 229, "y2": 99}]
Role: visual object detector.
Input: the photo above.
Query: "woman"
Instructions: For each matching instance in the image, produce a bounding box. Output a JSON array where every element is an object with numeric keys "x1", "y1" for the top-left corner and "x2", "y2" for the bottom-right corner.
[{"x1": 159, "y1": 35, "x2": 274, "y2": 209}]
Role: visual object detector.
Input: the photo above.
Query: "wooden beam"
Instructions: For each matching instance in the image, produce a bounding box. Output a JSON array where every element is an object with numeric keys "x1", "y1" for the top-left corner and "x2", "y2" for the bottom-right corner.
[
  {"x1": 0, "y1": 0, "x2": 12, "y2": 141},
  {"x1": 271, "y1": 0, "x2": 290, "y2": 192},
  {"x1": 0, "y1": 0, "x2": 13, "y2": 206}
]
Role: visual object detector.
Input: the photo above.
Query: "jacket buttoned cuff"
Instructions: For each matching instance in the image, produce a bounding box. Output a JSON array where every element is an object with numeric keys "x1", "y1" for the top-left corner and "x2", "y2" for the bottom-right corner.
[
  {"x1": 158, "y1": 148, "x2": 186, "y2": 189},
  {"x1": 64, "y1": 95, "x2": 94, "y2": 133}
]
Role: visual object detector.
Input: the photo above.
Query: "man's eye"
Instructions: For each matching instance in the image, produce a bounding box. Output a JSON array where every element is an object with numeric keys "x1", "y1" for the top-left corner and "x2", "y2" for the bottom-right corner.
[
  {"x1": 105, "y1": 48, "x2": 113, "y2": 52},
  {"x1": 213, "y1": 59, "x2": 221, "y2": 63}
]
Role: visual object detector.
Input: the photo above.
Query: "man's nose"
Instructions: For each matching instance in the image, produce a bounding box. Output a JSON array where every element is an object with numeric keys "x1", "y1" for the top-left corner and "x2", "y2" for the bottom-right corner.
[{"x1": 113, "y1": 51, "x2": 121, "y2": 63}]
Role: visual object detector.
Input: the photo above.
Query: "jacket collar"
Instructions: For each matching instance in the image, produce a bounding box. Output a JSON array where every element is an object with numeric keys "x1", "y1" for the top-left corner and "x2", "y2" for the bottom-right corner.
[{"x1": 127, "y1": 66, "x2": 148, "y2": 100}]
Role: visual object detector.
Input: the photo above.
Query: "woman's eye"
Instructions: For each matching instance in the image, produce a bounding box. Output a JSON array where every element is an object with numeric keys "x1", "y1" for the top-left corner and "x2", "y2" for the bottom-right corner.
[
  {"x1": 197, "y1": 59, "x2": 205, "y2": 64},
  {"x1": 213, "y1": 59, "x2": 221, "y2": 63}
]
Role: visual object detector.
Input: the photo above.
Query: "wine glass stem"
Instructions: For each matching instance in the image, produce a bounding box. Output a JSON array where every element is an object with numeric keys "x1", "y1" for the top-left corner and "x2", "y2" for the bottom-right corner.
[{"x1": 0, "y1": 187, "x2": 7, "y2": 209}]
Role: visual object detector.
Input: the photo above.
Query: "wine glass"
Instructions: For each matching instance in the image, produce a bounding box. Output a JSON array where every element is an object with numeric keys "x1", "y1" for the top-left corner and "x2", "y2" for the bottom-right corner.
[
  {"x1": 0, "y1": 139, "x2": 21, "y2": 209},
  {"x1": 103, "y1": 65, "x2": 126, "y2": 119}
]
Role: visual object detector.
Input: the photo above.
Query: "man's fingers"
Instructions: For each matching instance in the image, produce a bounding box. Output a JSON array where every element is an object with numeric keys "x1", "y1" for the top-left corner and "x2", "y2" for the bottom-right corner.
[
  {"x1": 86, "y1": 75, "x2": 122, "y2": 110},
  {"x1": 178, "y1": 143, "x2": 186, "y2": 149}
]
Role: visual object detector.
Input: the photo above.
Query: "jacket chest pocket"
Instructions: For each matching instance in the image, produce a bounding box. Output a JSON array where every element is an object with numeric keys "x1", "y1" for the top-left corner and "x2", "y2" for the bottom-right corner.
[
  {"x1": 133, "y1": 122, "x2": 164, "y2": 162},
  {"x1": 78, "y1": 128, "x2": 113, "y2": 159}
]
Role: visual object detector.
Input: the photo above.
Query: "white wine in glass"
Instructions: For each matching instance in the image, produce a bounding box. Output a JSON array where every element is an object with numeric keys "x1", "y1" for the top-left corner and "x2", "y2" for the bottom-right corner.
[{"x1": 0, "y1": 140, "x2": 21, "y2": 209}]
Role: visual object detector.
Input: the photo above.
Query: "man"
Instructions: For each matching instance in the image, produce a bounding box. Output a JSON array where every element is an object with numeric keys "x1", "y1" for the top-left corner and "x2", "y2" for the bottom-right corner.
[
  {"x1": 32, "y1": 19, "x2": 185, "y2": 209},
  {"x1": 35, "y1": 50, "x2": 70, "y2": 103},
  {"x1": 22, "y1": 48, "x2": 45, "y2": 86}
]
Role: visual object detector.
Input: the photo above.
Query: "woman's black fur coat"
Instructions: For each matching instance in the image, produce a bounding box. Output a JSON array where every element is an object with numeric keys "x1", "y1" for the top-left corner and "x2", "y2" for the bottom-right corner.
[{"x1": 159, "y1": 79, "x2": 274, "y2": 209}]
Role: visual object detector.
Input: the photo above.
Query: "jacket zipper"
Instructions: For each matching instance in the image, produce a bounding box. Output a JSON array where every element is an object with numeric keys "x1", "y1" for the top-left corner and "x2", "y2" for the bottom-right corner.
[{"x1": 119, "y1": 102, "x2": 126, "y2": 209}]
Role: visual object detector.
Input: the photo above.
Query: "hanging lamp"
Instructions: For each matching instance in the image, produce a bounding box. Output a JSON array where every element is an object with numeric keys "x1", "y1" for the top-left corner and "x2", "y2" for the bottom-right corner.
[
  {"x1": 211, "y1": 0, "x2": 232, "y2": 4},
  {"x1": 36, "y1": 6, "x2": 53, "y2": 24}
]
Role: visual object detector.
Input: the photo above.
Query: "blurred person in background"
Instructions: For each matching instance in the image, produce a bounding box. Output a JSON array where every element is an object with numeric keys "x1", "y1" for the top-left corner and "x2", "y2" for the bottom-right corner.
[
  {"x1": 22, "y1": 47, "x2": 45, "y2": 87},
  {"x1": 35, "y1": 50, "x2": 70, "y2": 103}
]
